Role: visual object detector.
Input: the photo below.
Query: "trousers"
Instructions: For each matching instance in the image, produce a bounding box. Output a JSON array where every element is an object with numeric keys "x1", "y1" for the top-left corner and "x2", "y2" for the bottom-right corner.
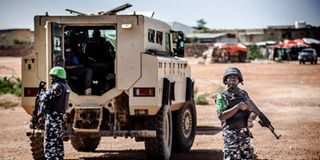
[
  {"x1": 222, "y1": 128, "x2": 254, "y2": 160},
  {"x1": 44, "y1": 111, "x2": 65, "y2": 160}
]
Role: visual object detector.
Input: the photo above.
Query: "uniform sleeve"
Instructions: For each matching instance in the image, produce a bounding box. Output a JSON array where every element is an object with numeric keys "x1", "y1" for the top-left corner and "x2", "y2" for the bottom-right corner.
[
  {"x1": 40, "y1": 83, "x2": 63, "y2": 102},
  {"x1": 216, "y1": 93, "x2": 227, "y2": 116},
  {"x1": 242, "y1": 90, "x2": 251, "y2": 99}
]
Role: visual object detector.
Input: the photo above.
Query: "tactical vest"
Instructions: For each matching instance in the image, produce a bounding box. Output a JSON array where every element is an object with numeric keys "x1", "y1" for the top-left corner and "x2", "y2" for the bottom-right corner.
[
  {"x1": 222, "y1": 89, "x2": 251, "y2": 129},
  {"x1": 46, "y1": 81, "x2": 70, "y2": 113}
]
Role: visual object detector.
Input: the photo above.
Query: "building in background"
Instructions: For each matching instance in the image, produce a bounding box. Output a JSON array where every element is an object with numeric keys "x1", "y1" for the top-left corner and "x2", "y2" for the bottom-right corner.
[
  {"x1": 0, "y1": 29, "x2": 34, "y2": 46},
  {"x1": 0, "y1": 29, "x2": 34, "y2": 56}
]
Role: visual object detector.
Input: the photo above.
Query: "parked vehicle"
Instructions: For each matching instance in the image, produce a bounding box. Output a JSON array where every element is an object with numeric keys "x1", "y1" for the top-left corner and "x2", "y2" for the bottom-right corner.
[
  {"x1": 298, "y1": 48, "x2": 317, "y2": 64},
  {"x1": 23, "y1": 4, "x2": 197, "y2": 160}
]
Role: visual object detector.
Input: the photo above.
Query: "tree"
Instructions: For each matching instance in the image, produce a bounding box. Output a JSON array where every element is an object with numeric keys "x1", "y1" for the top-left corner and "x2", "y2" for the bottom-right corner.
[
  {"x1": 196, "y1": 19, "x2": 209, "y2": 33},
  {"x1": 197, "y1": 19, "x2": 206, "y2": 29}
]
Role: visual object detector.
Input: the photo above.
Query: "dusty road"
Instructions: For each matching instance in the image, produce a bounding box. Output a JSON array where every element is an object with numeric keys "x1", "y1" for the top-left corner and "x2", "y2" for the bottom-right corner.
[{"x1": 0, "y1": 57, "x2": 320, "y2": 160}]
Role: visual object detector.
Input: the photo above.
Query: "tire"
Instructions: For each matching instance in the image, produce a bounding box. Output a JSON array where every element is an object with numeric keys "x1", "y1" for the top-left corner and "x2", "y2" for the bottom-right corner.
[
  {"x1": 70, "y1": 136, "x2": 101, "y2": 151},
  {"x1": 29, "y1": 134, "x2": 45, "y2": 160},
  {"x1": 172, "y1": 101, "x2": 197, "y2": 153},
  {"x1": 145, "y1": 105, "x2": 172, "y2": 160}
]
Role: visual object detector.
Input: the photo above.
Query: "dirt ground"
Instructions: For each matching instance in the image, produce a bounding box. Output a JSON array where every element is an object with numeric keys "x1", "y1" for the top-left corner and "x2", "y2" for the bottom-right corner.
[{"x1": 0, "y1": 57, "x2": 320, "y2": 160}]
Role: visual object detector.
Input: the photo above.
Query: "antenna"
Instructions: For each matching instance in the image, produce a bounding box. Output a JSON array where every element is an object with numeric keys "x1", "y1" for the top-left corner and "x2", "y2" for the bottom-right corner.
[
  {"x1": 98, "y1": 3, "x2": 132, "y2": 15},
  {"x1": 65, "y1": 9, "x2": 88, "y2": 16}
]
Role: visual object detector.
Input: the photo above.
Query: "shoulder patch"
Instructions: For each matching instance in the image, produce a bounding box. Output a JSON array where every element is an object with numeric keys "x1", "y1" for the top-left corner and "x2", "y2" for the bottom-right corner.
[{"x1": 216, "y1": 93, "x2": 227, "y2": 111}]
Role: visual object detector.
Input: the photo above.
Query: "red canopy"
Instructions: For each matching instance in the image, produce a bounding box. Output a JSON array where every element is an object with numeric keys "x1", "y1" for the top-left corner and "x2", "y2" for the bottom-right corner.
[
  {"x1": 215, "y1": 43, "x2": 247, "y2": 53},
  {"x1": 274, "y1": 39, "x2": 309, "y2": 48}
]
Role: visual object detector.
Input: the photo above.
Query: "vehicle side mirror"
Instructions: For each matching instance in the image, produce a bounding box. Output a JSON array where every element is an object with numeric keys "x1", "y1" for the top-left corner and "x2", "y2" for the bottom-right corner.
[{"x1": 173, "y1": 31, "x2": 185, "y2": 57}]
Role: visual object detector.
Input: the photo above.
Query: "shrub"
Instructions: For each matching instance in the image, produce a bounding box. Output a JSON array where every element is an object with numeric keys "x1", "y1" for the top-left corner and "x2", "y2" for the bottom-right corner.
[
  {"x1": 248, "y1": 45, "x2": 263, "y2": 60},
  {"x1": 13, "y1": 39, "x2": 31, "y2": 45},
  {"x1": 0, "y1": 76, "x2": 21, "y2": 97},
  {"x1": 195, "y1": 93, "x2": 210, "y2": 105}
]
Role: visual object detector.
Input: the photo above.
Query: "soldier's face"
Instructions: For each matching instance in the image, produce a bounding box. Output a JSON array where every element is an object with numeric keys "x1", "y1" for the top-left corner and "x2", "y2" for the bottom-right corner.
[{"x1": 226, "y1": 75, "x2": 239, "y2": 86}]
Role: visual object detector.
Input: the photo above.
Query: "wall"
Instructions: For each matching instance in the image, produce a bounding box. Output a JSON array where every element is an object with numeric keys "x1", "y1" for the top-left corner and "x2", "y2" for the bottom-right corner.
[
  {"x1": 0, "y1": 29, "x2": 34, "y2": 46},
  {"x1": 0, "y1": 45, "x2": 33, "y2": 56}
]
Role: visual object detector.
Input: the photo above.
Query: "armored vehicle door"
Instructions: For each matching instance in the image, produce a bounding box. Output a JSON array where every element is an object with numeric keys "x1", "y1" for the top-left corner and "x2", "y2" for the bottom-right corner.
[{"x1": 46, "y1": 22, "x2": 64, "y2": 68}]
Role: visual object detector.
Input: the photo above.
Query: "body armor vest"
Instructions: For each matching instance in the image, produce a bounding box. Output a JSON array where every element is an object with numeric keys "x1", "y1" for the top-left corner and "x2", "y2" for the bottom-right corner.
[
  {"x1": 222, "y1": 88, "x2": 251, "y2": 129},
  {"x1": 46, "y1": 81, "x2": 70, "y2": 113}
]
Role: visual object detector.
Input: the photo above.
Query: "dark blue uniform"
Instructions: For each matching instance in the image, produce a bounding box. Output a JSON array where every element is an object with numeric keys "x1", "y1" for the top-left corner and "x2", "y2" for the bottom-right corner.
[{"x1": 40, "y1": 80, "x2": 70, "y2": 160}]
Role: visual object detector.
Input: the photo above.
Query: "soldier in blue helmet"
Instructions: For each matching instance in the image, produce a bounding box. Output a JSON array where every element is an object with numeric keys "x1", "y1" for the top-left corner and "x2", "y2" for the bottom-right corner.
[
  {"x1": 216, "y1": 67, "x2": 256, "y2": 160},
  {"x1": 39, "y1": 66, "x2": 70, "y2": 159}
]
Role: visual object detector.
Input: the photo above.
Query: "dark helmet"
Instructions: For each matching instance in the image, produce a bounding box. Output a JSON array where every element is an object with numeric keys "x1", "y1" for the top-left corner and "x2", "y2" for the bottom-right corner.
[{"x1": 223, "y1": 67, "x2": 243, "y2": 84}]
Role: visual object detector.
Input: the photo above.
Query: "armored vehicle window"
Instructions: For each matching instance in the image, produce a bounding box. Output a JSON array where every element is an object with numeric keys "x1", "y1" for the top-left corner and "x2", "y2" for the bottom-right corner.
[
  {"x1": 51, "y1": 23, "x2": 63, "y2": 67},
  {"x1": 148, "y1": 29, "x2": 155, "y2": 43},
  {"x1": 165, "y1": 33, "x2": 171, "y2": 52},
  {"x1": 156, "y1": 31, "x2": 163, "y2": 45}
]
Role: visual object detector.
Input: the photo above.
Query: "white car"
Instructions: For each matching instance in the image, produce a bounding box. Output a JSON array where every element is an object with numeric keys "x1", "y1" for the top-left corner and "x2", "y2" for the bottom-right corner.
[{"x1": 298, "y1": 48, "x2": 317, "y2": 64}]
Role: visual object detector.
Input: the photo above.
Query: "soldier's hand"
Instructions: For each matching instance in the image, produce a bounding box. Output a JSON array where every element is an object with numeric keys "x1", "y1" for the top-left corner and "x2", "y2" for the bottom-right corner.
[
  {"x1": 39, "y1": 93, "x2": 46, "y2": 102},
  {"x1": 238, "y1": 102, "x2": 249, "y2": 111}
]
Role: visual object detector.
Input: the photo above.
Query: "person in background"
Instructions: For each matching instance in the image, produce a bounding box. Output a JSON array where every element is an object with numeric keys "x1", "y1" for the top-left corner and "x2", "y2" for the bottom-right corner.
[{"x1": 65, "y1": 34, "x2": 93, "y2": 95}]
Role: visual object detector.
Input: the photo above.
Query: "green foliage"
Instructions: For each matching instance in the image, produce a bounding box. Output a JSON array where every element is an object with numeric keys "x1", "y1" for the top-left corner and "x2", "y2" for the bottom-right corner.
[
  {"x1": 0, "y1": 76, "x2": 21, "y2": 97},
  {"x1": 195, "y1": 93, "x2": 210, "y2": 105},
  {"x1": 248, "y1": 45, "x2": 263, "y2": 60},
  {"x1": 196, "y1": 19, "x2": 209, "y2": 32},
  {"x1": 197, "y1": 19, "x2": 207, "y2": 29},
  {"x1": 13, "y1": 39, "x2": 31, "y2": 45}
]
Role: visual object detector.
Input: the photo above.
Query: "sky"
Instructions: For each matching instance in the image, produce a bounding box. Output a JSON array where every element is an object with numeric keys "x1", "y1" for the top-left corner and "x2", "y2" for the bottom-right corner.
[{"x1": 0, "y1": 0, "x2": 320, "y2": 30}]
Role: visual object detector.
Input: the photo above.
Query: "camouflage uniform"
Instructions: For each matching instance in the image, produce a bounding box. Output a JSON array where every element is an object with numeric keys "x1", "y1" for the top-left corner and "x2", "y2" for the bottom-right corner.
[
  {"x1": 40, "y1": 79, "x2": 70, "y2": 160},
  {"x1": 216, "y1": 88, "x2": 254, "y2": 160},
  {"x1": 222, "y1": 128, "x2": 253, "y2": 160},
  {"x1": 44, "y1": 111, "x2": 65, "y2": 159}
]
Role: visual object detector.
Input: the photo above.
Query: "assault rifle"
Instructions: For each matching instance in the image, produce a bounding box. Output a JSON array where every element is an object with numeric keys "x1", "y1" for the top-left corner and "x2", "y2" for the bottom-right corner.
[
  {"x1": 30, "y1": 81, "x2": 46, "y2": 130},
  {"x1": 246, "y1": 99, "x2": 281, "y2": 139}
]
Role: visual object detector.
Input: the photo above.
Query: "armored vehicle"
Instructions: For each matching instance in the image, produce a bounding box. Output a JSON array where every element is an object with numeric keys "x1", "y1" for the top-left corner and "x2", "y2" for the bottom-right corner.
[{"x1": 22, "y1": 4, "x2": 196, "y2": 160}]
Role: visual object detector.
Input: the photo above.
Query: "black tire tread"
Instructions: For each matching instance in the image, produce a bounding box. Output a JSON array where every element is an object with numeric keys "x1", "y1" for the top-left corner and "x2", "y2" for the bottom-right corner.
[
  {"x1": 30, "y1": 135, "x2": 45, "y2": 160},
  {"x1": 145, "y1": 106, "x2": 172, "y2": 160},
  {"x1": 172, "y1": 101, "x2": 197, "y2": 153}
]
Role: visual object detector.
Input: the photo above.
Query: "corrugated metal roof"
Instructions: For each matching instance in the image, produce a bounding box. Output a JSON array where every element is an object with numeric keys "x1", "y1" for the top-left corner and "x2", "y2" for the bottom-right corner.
[
  {"x1": 186, "y1": 33, "x2": 227, "y2": 39},
  {"x1": 238, "y1": 31, "x2": 264, "y2": 35}
]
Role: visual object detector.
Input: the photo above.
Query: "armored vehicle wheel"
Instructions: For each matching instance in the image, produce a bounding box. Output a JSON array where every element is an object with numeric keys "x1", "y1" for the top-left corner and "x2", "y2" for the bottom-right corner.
[
  {"x1": 29, "y1": 134, "x2": 45, "y2": 160},
  {"x1": 172, "y1": 101, "x2": 197, "y2": 152},
  {"x1": 145, "y1": 105, "x2": 172, "y2": 160},
  {"x1": 70, "y1": 136, "x2": 101, "y2": 151}
]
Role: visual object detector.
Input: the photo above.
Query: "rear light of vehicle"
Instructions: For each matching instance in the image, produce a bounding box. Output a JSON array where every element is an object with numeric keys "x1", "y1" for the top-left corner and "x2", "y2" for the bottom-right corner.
[
  {"x1": 24, "y1": 87, "x2": 38, "y2": 97},
  {"x1": 133, "y1": 87, "x2": 155, "y2": 97}
]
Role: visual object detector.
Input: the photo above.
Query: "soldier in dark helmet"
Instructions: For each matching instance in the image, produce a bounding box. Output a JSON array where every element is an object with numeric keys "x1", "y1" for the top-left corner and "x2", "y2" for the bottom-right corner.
[
  {"x1": 39, "y1": 66, "x2": 70, "y2": 159},
  {"x1": 216, "y1": 67, "x2": 256, "y2": 160}
]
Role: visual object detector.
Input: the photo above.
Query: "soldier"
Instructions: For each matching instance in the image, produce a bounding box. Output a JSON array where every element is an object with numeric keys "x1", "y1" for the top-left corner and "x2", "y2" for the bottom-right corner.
[
  {"x1": 39, "y1": 66, "x2": 70, "y2": 159},
  {"x1": 216, "y1": 67, "x2": 256, "y2": 160}
]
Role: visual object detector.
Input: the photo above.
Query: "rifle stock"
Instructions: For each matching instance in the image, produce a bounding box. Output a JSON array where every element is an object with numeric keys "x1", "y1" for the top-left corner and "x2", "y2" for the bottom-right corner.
[{"x1": 246, "y1": 99, "x2": 281, "y2": 139}]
